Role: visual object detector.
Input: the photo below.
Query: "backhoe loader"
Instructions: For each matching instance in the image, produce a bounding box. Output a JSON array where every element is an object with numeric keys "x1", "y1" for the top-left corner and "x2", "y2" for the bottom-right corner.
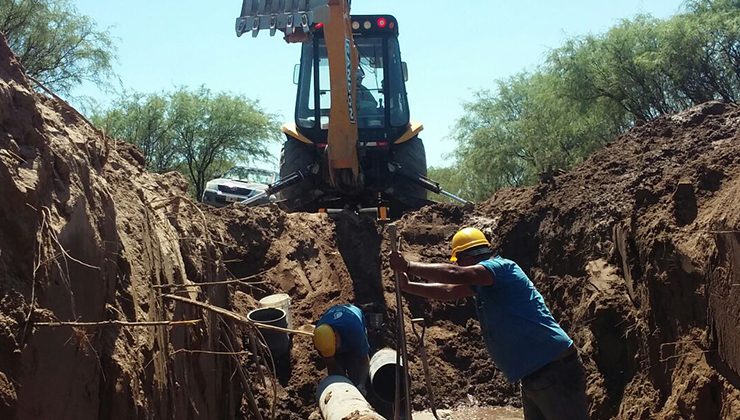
[{"x1": 235, "y1": 0, "x2": 468, "y2": 215}]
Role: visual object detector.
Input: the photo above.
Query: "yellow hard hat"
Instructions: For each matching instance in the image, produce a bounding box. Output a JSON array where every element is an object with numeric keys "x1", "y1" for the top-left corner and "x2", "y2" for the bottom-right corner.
[
  {"x1": 450, "y1": 227, "x2": 491, "y2": 262},
  {"x1": 313, "y1": 324, "x2": 337, "y2": 358}
]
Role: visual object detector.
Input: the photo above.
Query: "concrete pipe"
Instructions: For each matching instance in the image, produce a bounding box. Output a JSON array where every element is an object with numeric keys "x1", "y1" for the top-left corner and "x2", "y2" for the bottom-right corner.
[
  {"x1": 369, "y1": 348, "x2": 403, "y2": 405},
  {"x1": 316, "y1": 375, "x2": 386, "y2": 420},
  {"x1": 246, "y1": 307, "x2": 290, "y2": 356}
]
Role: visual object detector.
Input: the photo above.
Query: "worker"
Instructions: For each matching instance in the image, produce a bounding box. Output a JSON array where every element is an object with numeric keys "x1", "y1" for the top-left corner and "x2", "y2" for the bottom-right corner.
[
  {"x1": 356, "y1": 67, "x2": 378, "y2": 112},
  {"x1": 389, "y1": 227, "x2": 589, "y2": 420},
  {"x1": 313, "y1": 304, "x2": 371, "y2": 392}
]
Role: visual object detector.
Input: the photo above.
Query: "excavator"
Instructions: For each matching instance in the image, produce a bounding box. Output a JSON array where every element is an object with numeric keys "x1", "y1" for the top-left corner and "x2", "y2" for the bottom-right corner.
[{"x1": 235, "y1": 0, "x2": 468, "y2": 216}]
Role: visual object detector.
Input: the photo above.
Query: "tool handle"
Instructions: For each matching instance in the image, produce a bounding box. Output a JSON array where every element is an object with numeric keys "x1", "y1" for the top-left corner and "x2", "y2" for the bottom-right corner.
[
  {"x1": 388, "y1": 224, "x2": 412, "y2": 419},
  {"x1": 389, "y1": 224, "x2": 399, "y2": 253},
  {"x1": 389, "y1": 224, "x2": 402, "y2": 420}
]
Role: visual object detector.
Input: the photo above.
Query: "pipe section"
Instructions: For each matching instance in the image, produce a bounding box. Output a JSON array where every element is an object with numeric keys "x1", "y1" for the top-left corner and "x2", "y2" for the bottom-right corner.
[
  {"x1": 369, "y1": 348, "x2": 403, "y2": 404},
  {"x1": 316, "y1": 375, "x2": 386, "y2": 420}
]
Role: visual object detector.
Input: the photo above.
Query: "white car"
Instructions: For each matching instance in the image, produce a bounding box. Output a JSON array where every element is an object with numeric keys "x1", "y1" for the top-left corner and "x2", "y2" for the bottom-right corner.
[{"x1": 202, "y1": 166, "x2": 277, "y2": 207}]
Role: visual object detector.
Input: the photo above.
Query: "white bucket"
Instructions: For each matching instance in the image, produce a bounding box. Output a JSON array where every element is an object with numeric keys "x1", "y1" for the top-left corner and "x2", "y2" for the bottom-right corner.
[{"x1": 259, "y1": 293, "x2": 292, "y2": 328}]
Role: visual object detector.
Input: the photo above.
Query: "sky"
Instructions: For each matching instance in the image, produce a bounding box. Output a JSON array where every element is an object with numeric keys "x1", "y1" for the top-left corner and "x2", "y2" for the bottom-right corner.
[{"x1": 70, "y1": 0, "x2": 687, "y2": 169}]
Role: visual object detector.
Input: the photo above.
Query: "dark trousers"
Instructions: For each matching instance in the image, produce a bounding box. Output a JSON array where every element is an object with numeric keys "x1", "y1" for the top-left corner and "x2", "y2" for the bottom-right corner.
[
  {"x1": 333, "y1": 352, "x2": 370, "y2": 388},
  {"x1": 520, "y1": 352, "x2": 589, "y2": 420}
]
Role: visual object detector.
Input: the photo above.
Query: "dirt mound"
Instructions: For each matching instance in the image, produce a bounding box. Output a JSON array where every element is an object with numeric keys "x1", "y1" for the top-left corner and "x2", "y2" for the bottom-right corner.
[
  {"x1": 360, "y1": 100, "x2": 740, "y2": 419},
  {"x1": 1, "y1": 30, "x2": 740, "y2": 420},
  {"x1": 0, "y1": 34, "x2": 243, "y2": 419},
  {"x1": 480, "y1": 101, "x2": 740, "y2": 419},
  {"x1": 418, "y1": 101, "x2": 740, "y2": 418},
  {"x1": 393, "y1": 102, "x2": 740, "y2": 418}
]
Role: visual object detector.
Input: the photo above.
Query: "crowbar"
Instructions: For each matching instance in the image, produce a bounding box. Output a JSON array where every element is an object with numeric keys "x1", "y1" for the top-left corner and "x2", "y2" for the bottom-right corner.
[{"x1": 389, "y1": 224, "x2": 413, "y2": 419}]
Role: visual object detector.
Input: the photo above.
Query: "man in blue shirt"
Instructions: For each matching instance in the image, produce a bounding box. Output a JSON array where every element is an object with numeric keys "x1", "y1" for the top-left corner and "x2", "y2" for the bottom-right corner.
[
  {"x1": 313, "y1": 304, "x2": 371, "y2": 391},
  {"x1": 389, "y1": 227, "x2": 588, "y2": 420}
]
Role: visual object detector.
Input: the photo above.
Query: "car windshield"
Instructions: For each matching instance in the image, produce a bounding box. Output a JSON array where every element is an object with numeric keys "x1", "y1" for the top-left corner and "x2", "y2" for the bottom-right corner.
[{"x1": 222, "y1": 167, "x2": 275, "y2": 184}]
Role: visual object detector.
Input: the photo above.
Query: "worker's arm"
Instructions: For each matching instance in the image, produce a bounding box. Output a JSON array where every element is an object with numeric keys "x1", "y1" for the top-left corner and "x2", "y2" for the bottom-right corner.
[
  {"x1": 324, "y1": 357, "x2": 344, "y2": 376},
  {"x1": 346, "y1": 353, "x2": 370, "y2": 389},
  {"x1": 389, "y1": 252, "x2": 493, "y2": 287},
  {"x1": 399, "y1": 273, "x2": 475, "y2": 301}
]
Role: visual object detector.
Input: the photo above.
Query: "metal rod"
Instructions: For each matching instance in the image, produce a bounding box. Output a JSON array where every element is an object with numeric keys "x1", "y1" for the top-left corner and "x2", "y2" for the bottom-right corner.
[
  {"x1": 388, "y1": 224, "x2": 412, "y2": 419},
  {"x1": 439, "y1": 189, "x2": 472, "y2": 205},
  {"x1": 238, "y1": 191, "x2": 268, "y2": 206},
  {"x1": 392, "y1": 231, "x2": 401, "y2": 420}
]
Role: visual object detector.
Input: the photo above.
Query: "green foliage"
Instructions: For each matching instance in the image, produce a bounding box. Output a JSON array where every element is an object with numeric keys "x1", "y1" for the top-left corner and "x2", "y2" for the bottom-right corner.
[
  {"x1": 95, "y1": 92, "x2": 178, "y2": 172},
  {"x1": 450, "y1": 0, "x2": 740, "y2": 201},
  {"x1": 553, "y1": 5, "x2": 740, "y2": 118},
  {"x1": 427, "y1": 166, "x2": 470, "y2": 203},
  {"x1": 93, "y1": 87, "x2": 281, "y2": 199},
  {"x1": 451, "y1": 72, "x2": 628, "y2": 201},
  {"x1": 0, "y1": 0, "x2": 116, "y2": 95}
]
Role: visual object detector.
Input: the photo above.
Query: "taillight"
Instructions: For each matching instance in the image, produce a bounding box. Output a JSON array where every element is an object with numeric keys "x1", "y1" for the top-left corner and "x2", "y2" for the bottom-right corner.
[{"x1": 376, "y1": 17, "x2": 387, "y2": 28}]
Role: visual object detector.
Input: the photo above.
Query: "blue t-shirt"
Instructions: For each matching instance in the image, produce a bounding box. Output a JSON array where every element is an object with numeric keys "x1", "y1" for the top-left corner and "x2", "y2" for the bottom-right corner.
[
  {"x1": 474, "y1": 256, "x2": 573, "y2": 382},
  {"x1": 316, "y1": 304, "x2": 369, "y2": 357}
]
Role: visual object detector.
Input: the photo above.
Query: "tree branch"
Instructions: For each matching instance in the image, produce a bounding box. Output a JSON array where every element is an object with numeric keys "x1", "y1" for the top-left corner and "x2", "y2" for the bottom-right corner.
[
  {"x1": 162, "y1": 294, "x2": 314, "y2": 336},
  {"x1": 34, "y1": 319, "x2": 202, "y2": 327}
]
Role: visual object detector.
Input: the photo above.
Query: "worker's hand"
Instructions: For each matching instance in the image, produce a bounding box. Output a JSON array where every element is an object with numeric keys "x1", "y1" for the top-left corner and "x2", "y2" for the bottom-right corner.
[{"x1": 389, "y1": 251, "x2": 410, "y2": 273}]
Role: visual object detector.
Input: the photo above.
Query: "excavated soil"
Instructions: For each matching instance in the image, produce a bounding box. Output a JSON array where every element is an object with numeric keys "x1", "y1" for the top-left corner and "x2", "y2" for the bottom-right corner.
[{"x1": 1, "y1": 35, "x2": 740, "y2": 419}]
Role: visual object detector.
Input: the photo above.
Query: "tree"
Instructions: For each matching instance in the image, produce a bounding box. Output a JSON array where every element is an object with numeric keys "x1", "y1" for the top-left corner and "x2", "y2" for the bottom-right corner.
[
  {"x1": 171, "y1": 88, "x2": 280, "y2": 199},
  {"x1": 449, "y1": 0, "x2": 740, "y2": 201},
  {"x1": 451, "y1": 72, "x2": 627, "y2": 201},
  {"x1": 93, "y1": 87, "x2": 281, "y2": 199},
  {"x1": 0, "y1": 0, "x2": 116, "y2": 95},
  {"x1": 551, "y1": 2, "x2": 740, "y2": 120},
  {"x1": 550, "y1": 15, "x2": 679, "y2": 121},
  {"x1": 93, "y1": 92, "x2": 181, "y2": 173}
]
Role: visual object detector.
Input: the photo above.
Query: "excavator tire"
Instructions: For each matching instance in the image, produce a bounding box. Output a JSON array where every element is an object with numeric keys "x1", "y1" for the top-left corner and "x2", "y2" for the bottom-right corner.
[
  {"x1": 391, "y1": 136, "x2": 429, "y2": 212},
  {"x1": 278, "y1": 137, "x2": 317, "y2": 210}
]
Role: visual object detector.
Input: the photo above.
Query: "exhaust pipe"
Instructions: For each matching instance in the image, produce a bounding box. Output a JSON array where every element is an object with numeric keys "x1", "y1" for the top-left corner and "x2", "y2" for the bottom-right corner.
[{"x1": 316, "y1": 375, "x2": 386, "y2": 420}]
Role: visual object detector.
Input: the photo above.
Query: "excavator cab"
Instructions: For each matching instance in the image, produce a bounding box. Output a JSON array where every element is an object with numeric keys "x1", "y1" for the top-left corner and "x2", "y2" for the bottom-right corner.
[
  {"x1": 236, "y1": 2, "x2": 441, "y2": 214},
  {"x1": 281, "y1": 15, "x2": 427, "y2": 212},
  {"x1": 294, "y1": 17, "x2": 409, "y2": 140}
]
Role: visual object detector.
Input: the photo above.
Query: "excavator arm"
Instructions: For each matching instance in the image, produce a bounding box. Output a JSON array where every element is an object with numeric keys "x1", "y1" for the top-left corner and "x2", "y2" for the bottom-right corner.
[{"x1": 236, "y1": 0, "x2": 360, "y2": 189}]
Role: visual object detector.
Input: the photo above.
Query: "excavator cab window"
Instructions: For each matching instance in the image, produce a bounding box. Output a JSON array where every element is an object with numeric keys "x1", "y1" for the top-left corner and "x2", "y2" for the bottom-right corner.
[{"x1": 295, "y1": 33, "x2": 410, "y2": 131}]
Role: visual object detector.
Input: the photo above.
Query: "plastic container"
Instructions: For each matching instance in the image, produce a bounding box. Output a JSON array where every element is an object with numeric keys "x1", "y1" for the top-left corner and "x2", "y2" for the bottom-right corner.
[
  {"x1": 259, "y1": 293, "x2": 292, "y2": 328},
  {"x1": 247, "y1": 307, "x2": 290, "y2": 357},
  {"x1": 316, "y1": 375, "x2": 386, "y2": 420},
  {"x1": 369, "y1": 348, "x2": 404, "y2": 404}
]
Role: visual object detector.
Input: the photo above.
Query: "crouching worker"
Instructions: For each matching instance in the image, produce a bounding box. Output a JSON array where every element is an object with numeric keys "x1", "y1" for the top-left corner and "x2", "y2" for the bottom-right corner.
[{"x1": 313, "y1": 304, "x2": 370, "y2": 392}]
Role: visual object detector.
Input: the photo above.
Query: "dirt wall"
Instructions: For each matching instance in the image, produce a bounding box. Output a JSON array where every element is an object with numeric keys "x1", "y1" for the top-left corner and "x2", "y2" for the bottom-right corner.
[
  {"x1": 456, "y1": 101, "x2": 740, "y2": 419},
  {"x1": 0, "y1": 36, "x2": 239, "y2": 420}
]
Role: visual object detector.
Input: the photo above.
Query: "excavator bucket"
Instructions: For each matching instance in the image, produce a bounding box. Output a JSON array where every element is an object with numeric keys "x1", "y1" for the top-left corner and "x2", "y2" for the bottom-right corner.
[{"x1": 236, "y1": 0, "x2": 331, "y2": 37}]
